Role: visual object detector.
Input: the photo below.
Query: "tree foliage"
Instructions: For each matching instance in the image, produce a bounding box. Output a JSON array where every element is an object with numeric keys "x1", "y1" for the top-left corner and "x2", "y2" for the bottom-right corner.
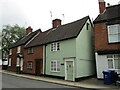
[{"x1": 2, "y1": 24, "x2": 25, "y2": 60}]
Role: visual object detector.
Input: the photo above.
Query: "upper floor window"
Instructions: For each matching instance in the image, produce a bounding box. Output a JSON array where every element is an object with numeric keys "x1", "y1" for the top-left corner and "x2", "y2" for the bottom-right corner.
[
  {"x1": 51, "y1": 42, "x2": 60, "y2": 51},
  {"x1": 17, "y1": 46, "x2": 21, "y2": 53},
  {"x1": 107, "y1": 24, "x2": 120, "y2": 43},
  {"x1": 28, "y1": 47, "x2": 33, "y2": 54},
  {"x1": 86, "y1": 23, "x2": 89, "y2": 30},
  {"x1": 9, "y1": 49, "x2": 12, "y2": 55}
]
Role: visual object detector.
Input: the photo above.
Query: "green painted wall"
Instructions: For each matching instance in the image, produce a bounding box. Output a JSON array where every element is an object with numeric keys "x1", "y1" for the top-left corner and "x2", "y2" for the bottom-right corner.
[
  {"x1": 45, "y1": 19, "x2": 95, "y2": 79},
  {"x1": 76, "y1": 19, "x2": 95, "y2": 78},
  {"x1": 45, "y1": 38, "x2": 76, "y2": 77}
]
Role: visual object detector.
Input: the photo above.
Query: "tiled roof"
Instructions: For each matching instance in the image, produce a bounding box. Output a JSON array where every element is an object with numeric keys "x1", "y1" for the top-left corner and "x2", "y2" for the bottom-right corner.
[
  {"x1": 93, "y1": 4, "x2": 120, "y2": 24},
  {"x1": 25, "y1": 16, "x2": 90, "y2": 48},
  {"x1": 9, "y1": 29, "x2": 41, "y2": 48}
]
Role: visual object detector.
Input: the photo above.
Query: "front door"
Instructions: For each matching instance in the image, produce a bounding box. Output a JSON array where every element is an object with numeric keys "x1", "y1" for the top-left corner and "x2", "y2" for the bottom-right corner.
[
  {"x1": 35, "y1": 59, "x2": 43, "y2": 75},
  {"x1": 65, "y1": 58, "x2": 74, "y2": 81},
  {"x1": 20, "y1": 58, "x2": 23, "y2": 71}
]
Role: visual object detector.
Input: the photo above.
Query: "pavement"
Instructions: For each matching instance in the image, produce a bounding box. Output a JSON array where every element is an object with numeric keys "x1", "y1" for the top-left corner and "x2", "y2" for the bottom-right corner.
[{"x1": 1, "y1": 70, "x2": 120, "y2": 89}]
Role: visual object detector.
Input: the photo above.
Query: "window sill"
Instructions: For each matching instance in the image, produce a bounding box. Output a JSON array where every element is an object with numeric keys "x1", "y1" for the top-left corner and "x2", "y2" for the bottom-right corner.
[
  {"x1": 27, "y1": 68, "x2": 33, "y2": 70},
  {"x1": 108, "y1": 42, "x2": 120, "y2": 44},
  {"x1": 50, "y1": 71, "x2": 60, "y2": 72},
  {"x1": 27, "y1": 53, "x2": 34, "y2": 55}
]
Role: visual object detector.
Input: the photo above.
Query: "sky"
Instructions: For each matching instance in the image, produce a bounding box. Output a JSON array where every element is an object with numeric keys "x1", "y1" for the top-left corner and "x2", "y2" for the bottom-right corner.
[{"x1": 0, "y1": 0, "x2": 120, "y2": 32}]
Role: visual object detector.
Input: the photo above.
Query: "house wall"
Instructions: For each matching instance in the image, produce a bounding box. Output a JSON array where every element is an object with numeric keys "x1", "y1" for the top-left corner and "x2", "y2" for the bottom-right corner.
[
  {"x1": 23, "y1": 46, "x2": 43, "y2": 74},
  {"x1": 95, "y1": 52, "x2": 108, "y2": 79},
  {"x1": 8, "y1": 47, "x2": 17, "y2": 72},
  {"x1": 45, "y1": 38, "x2": 76, "y2": 77},
  {"x1": 94, "y1": 23, "x2": 120, "y2": 51},
  {"x1": 8, "y1": 45, "x2": 24, "y2": 72},
  {"x1": 76, "y1": 19, "x2": 95, "y2": 78}
]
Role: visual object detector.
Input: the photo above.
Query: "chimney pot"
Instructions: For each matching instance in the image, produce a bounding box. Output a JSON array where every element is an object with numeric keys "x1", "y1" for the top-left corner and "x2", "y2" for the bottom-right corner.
[
  {"x1": 52, "y1": 19, "x2": 61, "y2": 28},
  {"x1": 26, "y1": 26, "x2": 33, "y2": 35},
  {"x1": 98, "y1": 0, "x2": 106, "y2": 13}
]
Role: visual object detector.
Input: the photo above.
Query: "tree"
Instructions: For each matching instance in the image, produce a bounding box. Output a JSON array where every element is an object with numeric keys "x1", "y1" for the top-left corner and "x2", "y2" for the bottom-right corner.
[{"x1": 2, "y1": 24, "x2": 25, "y2": 60}]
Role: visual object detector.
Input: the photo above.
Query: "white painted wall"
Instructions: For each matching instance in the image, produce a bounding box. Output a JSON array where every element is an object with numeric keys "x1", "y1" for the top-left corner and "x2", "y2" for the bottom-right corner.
[{"x1": 95, "y1": 52, "x2": 108, "y2": 79}]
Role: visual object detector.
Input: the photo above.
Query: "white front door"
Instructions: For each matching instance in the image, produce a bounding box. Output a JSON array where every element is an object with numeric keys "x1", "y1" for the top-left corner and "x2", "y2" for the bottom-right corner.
[
  {"x1": 65, "y1": 58, "x2": 75, "y2": 81},
  {"x1": 20, "y1": 58, "x2": 23, "y2": 71}
]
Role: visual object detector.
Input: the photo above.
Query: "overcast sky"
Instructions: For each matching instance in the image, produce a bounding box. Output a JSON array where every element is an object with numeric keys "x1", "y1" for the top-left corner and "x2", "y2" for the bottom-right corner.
[{"x1": 0, "y1": 0, "x2": 120, "y2": 31}]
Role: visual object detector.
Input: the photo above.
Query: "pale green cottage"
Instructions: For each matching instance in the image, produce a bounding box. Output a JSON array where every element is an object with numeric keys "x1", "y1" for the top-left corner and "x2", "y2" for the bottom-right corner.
[{"x1": 44, "y1": 16, "x2": 95, "y2": 81}]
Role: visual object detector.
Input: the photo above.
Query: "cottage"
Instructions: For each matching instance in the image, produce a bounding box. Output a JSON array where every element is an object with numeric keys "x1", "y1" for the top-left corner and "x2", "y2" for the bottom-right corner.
[
  {"x1": 8, "y1": 27, "x2": 40, "y2": 72},
  {"x1": 93, "y1": 0, "x2": 120, "y2": 79},
  {"x1": 23, "y1": 30, "x2": 47, "y2": 75},
  {"x1": 44, "y1": 16, "x2": 95, "y2": 81}
]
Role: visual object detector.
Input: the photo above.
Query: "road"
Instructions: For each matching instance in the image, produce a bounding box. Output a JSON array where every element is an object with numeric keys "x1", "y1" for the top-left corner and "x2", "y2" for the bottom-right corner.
[{"x1": 2, "y1": 73, "x2": 76, "y2": 88}]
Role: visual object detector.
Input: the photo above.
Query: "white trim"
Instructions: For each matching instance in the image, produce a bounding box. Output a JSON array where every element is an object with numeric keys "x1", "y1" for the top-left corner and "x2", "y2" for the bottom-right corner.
[
  {"x1": 65, "y1": 58, "x2": 75, "y2": 81},
  {"x1": 25, "y1": 32, "x2": 40, "y2": 46},
  {"x1": 50, "y1": 60, "x2": 60, "y2": 72},
  {"x1": 50, "y1": 42, "x2": 60, "y2": 52},
  {"x1": 20, "y1": 58, "x2": 23, "y2": 71},
  {"x1": 16, "y1": 58, "x2": 20, "y2": 67},
  {"x1": 9, "y1": 49, "x2": 12, "y2": 55},
  {"x1": 8, "y1": 58, "x2": 11, "y2": 66},
  {"x1": 17, "y1": 46, "x2": 21, "y2": 53},
  {"x1": 107, "y1": 54, "x2": 120, "y2": 70},
  {"x1": 43, "y1": 45, "x2": 45, "y2": 74}
]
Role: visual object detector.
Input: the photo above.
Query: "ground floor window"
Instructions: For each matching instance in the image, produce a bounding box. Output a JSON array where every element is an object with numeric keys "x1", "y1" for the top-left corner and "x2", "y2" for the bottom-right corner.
[
  {"x1": 51, "y1": 60, "x2": 60, "y2": 72},
  {"x1": 107, "y1": 54, "x2": 120, "y2": 69},
  {"x1": 8, "y1": 58, "x2": 11, "y2": 66},
  {"x1": 27, "y1": 61, "x2": 33, "y2": 69}
]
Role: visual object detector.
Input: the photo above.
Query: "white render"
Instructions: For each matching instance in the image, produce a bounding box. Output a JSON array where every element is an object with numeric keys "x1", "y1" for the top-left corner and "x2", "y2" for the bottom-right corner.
[
  {"x1": 95, "y1": 52, "x2": 120, "y2": 79},
  {"x1": 95, "y1": 52, "x2": 108, "y2": 79}
]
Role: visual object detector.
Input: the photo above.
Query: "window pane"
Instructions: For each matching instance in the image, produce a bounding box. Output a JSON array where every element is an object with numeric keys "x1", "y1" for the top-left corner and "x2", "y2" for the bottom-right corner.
[
  {"x1": 108, "y1": 59, "x2": 113, "y2": 69},
  {"x1": 107, "y1": 55, "x2": 113, "y2": 58},
  {"x1": 114, "y1": 59, "x2": 120, "y2": 69},
  {"x1": 109, "y1": 27, "x2": 118, "y2": 34},
  {"x1": 114, "y1": 55, "x2": 120, "y2": 59},
  {"x1": 109, "y1": 35, "x2": 118, "y2": 42},
  {"x1": 57, "y1": 43, "x2": 60, "y2": 50}
]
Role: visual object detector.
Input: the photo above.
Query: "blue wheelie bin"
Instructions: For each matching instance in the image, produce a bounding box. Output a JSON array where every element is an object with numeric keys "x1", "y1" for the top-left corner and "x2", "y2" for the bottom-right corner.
[
  {"x1": 103, "y1": 70, "x2": 112, "y2": 84},
  {"x1": 108, "y1": 70, "x2": 116, "y2": 83}
]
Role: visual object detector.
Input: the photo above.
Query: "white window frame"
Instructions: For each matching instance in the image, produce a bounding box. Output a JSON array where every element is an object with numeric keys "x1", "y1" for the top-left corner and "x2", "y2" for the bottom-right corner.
[
  {"x1": 51, "y1": 42, "x2": 60, "y2": 52},
  {"x1": 8, "y1": 58, "x2": 11, "y2": 66},
  {"x1": 50, "y1": 60, "x2": 60, "y2": 72},
  {"x1": 107, "y1": 24, "x2": 120, "y2": 43},
  {"x1": 9, "y1": 49, "x2": 12, "y2": 55},
  {"x1": 27, "y1": 61, "x2": 33, "y2": 69},
  {"x1": 28, "y1": 48, "x2": 34, "y2": 54},
  {"x1": 107, "y1": 54, "x2": 120, "y2": 70},
  {"x1": 17, "y1": 46, "x2": 21, "y2": 53}
]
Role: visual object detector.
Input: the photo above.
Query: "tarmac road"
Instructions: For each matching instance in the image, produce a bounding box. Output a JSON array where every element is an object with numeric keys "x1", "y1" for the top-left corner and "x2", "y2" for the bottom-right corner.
[{"x1": 2, "y1": 73, "x2": 93, "y2": 90}]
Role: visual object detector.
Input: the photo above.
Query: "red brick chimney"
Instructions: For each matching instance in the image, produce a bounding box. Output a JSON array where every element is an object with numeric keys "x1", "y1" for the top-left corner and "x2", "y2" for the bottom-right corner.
[
  {"x1": 98, "y1": 0, "x2": 106, "y2": 13},
  {"x1": 26, "y1": 26, "x2": 33, "y2": 35},
  {"x1": 52, "y1": 19, "x2": 61, "y2": 28}
]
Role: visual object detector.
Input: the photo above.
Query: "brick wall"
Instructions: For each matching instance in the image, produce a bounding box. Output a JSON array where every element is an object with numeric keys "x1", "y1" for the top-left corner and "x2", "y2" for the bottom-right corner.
[
  {"x1": 23, "y1": 46, "x2": 43, "y2": 74},
  {"x1": 8, "y1": 47, "x2": 17, "y2": 72},
  {"x1": 8, "y1": 45, "x2": 24, "y2": 72},
  {"x1": 94, "y1": 23, "x2": 120, "y2": 51}
]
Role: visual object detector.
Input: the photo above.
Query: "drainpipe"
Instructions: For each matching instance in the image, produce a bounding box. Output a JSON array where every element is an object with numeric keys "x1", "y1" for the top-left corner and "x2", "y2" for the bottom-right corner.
[{"x1": 43, "y1": 45, "x2": 46, "y2": 75}]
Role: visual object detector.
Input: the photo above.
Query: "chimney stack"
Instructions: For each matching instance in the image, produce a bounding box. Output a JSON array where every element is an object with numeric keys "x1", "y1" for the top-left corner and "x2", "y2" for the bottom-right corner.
[
  {"x1": 26, "y1": 26, "x2": 33, "y2": 35},
  {"x1": 52, "y1": 19, "x2": 61, "y2": 28},
  {"x1": 98, "y1": 0, "x2": 106, "y2": 13}
]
